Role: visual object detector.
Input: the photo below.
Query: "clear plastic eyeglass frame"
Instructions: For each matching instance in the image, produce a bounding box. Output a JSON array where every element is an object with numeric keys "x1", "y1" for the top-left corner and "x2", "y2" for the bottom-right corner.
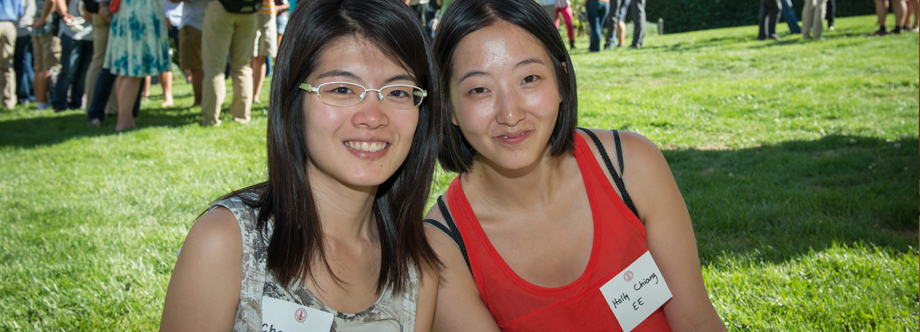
[{"x1": 299, "y1": 82, "x2": 428, "y2": 109}]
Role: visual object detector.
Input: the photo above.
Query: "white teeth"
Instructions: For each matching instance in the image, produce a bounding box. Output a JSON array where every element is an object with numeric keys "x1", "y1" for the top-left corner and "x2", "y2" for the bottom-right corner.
[{"x1": 346, "y1": 141, "x2": 387, "y2": 152}]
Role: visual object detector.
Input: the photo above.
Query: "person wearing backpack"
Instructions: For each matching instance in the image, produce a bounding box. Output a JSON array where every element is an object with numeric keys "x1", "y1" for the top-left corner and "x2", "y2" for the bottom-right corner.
[{"x1": 199, "y1": 0, "x2": 260, "y2": 126}]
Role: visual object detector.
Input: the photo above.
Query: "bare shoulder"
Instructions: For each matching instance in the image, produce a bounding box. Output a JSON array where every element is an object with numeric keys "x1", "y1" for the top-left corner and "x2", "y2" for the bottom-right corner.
[
  {"x1": 577, "y1": 129, "x2": 670, "y2": 200},
  {"x1": 160, "y1": 207, "x2": 244, "y2": 331},
  {"x1": 183, "y1": 207, "x2": 244, "y2": 260},
  {"x1": 422, "y1": 201, "x2": 500, "y2": 332},
  {"x1": 424, "y1": 202, "x2": 446, "y2": 226}
]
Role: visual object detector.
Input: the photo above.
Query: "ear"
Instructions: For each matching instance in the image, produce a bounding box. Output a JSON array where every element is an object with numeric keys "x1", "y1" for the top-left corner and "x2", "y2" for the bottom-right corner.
[
  {"x1": 561, "y1": 61, "x2": 568, "y2": 74},
  {"x1": 448, "y1": 101, "x2": 459, "y2": 126}
]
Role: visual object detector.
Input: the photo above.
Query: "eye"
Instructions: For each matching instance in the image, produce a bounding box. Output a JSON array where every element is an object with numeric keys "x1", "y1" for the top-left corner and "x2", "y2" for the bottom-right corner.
[
  {"x1": 469, "y1": 87, "x2": 488, "y2": 95},
  {"x1": 522, "y1": 75, "x2": 539, "y2": 84},
  {"x1": 330, "y1": 86, "x2": 354, "y2": 95},
  {"x1": 387, "y1": 89, "x2": 411, "y2": 99}
]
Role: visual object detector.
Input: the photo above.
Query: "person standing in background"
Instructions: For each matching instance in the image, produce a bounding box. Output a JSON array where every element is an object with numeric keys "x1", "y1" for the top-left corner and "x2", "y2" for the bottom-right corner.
[
  {"x1": 0, "y1": 0, "x2": 23, "y2": 109},
  {"x1": 872, "y1": 0, "x2": 907, "y2": 35},
  {"x1": 104, "y1": 0, "x2": 170, "y2": 131},
  {"x1": 200, "y1": 0, "x2": 258, "y2": 126},
  {"x1": 759, "y1": 0, "x2": 781, "y2": 40},
  {"x1": 14, "y1": 0, "x2": 36, "y2": 106},
  {"x1": 583, "y1": 0, "x2": 608, "y2": 52},
  {"x1": 625, "y1": 0, "x2": 645, "y2": 48},
  {"x1": 31, "y1": 0, "x2": 59, "y2": 110},
  {"x1": 538, "y1": 0, "x2": 558, "y2": 34},
  {"x1": 250, "y1": 0, "x2": 275, "y2": 105},
  {"x1": 606, "y1": 0, "x2": 644, "y2": 49},
  {"x1": 547, "y1": 0, "x2": 575, "y2": 49},
  {"x1": 763, "y1": 0, "x2": 801, "y2": 34},
  {"x1": 167, "y1": 0, "x2": 205, "y2": 107},
  {"x1": 51, "y1": 0, "x2": 93, "y2": 112},
  {"x1": 84, "y1": 0, "x2": 119, "y2": 120},
  {"x1": 274, "y1": 0, "x2": 287, "y2": 49},
  {"x1": 158, "y1": 0, "x2": 182, "y2": 107},
  {"x1": 406, "y1": 0, "x2": 429, "y2": 30},
  {"x1": 603, "y1": 0, "x2": 621, "y2": 49},
  {"x1": 781, "y1": 0, "x2": 801, "y2": 34},
  {"x1": 825, "y1": 0, "x2": 835, "y2": 30},
  {"x1": 906, "y1": 0, "x2": 918, "y2": 31},
  {"x1": 801, "y1": 0, "x2": 828, "y2": 40}
]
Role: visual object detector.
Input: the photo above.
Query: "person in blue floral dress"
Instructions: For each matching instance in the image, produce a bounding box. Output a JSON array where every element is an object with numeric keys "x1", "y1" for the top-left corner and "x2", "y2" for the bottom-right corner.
[{"x1": 104, "y1": 0, "x2": 171, "y2": 131}]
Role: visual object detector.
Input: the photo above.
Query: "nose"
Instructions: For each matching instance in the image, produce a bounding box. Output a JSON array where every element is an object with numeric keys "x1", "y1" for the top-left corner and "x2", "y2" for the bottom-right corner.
[
  {"x1": 353, "y1": 93, "x2": 389, "y2": 129},
  {"x1": 495, "y1": 88, "x2": 525, "y2": 127}
]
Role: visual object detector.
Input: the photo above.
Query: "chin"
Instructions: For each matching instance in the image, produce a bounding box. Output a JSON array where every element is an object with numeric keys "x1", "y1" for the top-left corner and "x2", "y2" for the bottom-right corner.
[{"x1": 344, "y1": 170, "x2": 397, "y2": 187}]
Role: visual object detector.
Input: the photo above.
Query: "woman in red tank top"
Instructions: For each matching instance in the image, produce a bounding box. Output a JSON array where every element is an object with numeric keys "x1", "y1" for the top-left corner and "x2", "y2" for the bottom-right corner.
[{"x1": 423, "y1": 0, "x2": 727, "y2": 331}]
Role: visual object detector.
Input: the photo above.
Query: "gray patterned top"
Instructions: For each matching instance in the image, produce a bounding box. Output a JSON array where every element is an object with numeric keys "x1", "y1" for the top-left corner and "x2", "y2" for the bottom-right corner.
[{"x1": 210, "y1": 193, "x2": 419, "y2": 332}]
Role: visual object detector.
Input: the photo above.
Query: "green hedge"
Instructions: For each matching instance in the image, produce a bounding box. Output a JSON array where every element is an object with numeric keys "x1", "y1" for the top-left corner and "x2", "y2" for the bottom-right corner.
[{"x1": 644, "y1": 0, "x2": 876, "y2": 34}]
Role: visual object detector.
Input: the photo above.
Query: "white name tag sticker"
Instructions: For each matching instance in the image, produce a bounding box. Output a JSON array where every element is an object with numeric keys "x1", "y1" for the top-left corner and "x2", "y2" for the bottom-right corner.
[
  {"x1": 599, "y1": 251, "x2": 672, "y2": 332},
  {"x1": 261, "y1": 295, "x2": 335, "y2": 332}
]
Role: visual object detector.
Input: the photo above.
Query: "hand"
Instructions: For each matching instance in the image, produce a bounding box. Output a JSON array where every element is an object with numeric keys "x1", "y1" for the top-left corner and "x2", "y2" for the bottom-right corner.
[
  {"x1": 62, "y1": 14, "x2": 74, "y2": 25},
  {"x1": 31, "y1": 17, "x2": 45, "y2": 29},
  {"x1": 98, "y1": 3, "x2": 111, "y2": 23}
]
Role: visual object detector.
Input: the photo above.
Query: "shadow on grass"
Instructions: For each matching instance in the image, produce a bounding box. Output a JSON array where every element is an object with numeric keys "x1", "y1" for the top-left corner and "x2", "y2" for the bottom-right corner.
[
  {"x1": 0, "y1": 103, "x2": 267, "y2": 149},
  {"x1": 745, "y1": 38, "x2": 802, "y2": 49},
  {"x1": 643, "y1": 35, "x2": 754, "y2": 52},
  {"x1": 667, "y1": 135, "x2": 919, "y2": 267}
]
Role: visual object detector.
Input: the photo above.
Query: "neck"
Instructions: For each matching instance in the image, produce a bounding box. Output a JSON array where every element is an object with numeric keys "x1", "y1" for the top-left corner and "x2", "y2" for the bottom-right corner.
[
  {"x1": 463, "y1": 148, "x2": 575, "y2": 210},
  {"x1": 308, "y1": 171, "x2": 379, "y2": 243}
]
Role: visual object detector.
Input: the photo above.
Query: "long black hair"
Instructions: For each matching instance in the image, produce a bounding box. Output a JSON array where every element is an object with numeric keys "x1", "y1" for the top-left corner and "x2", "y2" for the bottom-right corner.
[
  {"x1": 433, "y1": 0, "x2": 578, "y2": 173},
  {"x1": 224, "y1": 0, "x2": 441, "y2": 294}
]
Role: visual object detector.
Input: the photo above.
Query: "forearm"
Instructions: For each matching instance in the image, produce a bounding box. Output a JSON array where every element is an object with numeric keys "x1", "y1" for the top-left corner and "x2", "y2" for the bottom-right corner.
[
  {"x1": 39, "y1": 0, "x2": 54, "y2": 22},
  {"x1": 54, "y1": 0, "x2": 68, "y2": 17}
]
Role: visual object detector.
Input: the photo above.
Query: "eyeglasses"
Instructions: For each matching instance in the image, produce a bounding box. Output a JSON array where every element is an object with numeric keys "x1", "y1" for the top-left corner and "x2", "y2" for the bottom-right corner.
[{"x1": 300, "y1": 82, "x2": 427, "y2": 109}]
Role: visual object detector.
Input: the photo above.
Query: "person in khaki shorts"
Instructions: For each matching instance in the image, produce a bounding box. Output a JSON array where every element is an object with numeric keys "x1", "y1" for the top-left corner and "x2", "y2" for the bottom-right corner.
[
  {"x1": 31, "y1": 0, "x2": 60, "y2": 110},
  {"x1": 0, "y1": 0, "x2": 23, "y2": 109},
  {"x1": 200, "y1": 0, "x2": 257, "y2": 126},
  {"x1": 85, "y1": 0, "x2": 117, "y2": 117},
  {"x1": 168, "y1": 0, "x2": 206, "y2": 106},
  {"x1": 250, "y1": 0, "x2": 275, "y2": 105}
]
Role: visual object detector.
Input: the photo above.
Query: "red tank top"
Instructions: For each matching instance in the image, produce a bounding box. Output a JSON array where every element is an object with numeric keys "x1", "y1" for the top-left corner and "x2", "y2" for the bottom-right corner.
[{"x1": 444, "y1": 133, "x2": 672, "y2": 331}]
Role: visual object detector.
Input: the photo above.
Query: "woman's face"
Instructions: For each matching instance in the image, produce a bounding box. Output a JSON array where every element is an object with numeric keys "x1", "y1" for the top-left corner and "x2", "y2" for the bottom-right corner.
[
  {"x1": 449, "y1": 21, "x2": 563, "y2": 172},
  {"x1": 303, "y1": 36, "x2": 421, "y2": 189}
]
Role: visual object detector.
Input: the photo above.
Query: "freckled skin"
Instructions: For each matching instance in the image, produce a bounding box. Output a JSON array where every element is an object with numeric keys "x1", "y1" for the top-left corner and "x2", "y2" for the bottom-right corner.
[{"x1": 450, "y1": 21, "x2": 563, "y2": 172}]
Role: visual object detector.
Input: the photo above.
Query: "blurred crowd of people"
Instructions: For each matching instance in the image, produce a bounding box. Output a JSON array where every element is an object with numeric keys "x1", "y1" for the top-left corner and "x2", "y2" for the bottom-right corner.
[
  {"x1": 0, "y1": 0, "x2": 912, "y2": 131},
  {"x1": 0, "y1": 0, "x2": 292, "y2": 131},
  {"x1": 759, "y1": 0, "x2": 919, "y2": 40}
]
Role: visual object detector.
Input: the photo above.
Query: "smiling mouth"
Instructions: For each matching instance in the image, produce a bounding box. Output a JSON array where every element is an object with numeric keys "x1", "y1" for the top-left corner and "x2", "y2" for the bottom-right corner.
[
  {"x1": 498, "y1": 132, "x2": 528, "y2": 139},
  {"x1": 345, "y1": 141, "x2": 389, "y2": 152}
]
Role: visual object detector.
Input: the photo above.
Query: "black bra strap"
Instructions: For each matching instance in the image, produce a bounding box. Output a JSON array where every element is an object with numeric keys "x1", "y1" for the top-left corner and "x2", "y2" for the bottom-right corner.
[
  {"x1": 422, "y1": 196, "x2": 472, "y2": 273},
  {"x1": 578, "y1": 128, "x2": 640, "y2": 219}
]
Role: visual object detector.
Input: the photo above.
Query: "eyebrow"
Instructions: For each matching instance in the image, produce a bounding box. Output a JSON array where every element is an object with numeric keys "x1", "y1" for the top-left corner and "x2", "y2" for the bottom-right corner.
[
  {"x1": 457, "y1": 71, "x2": 490, "y2": 84},
  {"x1": 457, "y1": 57, "x2": 547, "y2": 84},
  {"x1": 316, "y1": 69, "x2": 361, "y2": 82},
  {"x1": 382, "y1": 74, "x2": 417, "y2": 86},
  {"x1": 315, "y1": 70, "x2": 416, "y2": 86},
  {"x1": 514, "y1": 57, "x2": 545, "y2": 69}
]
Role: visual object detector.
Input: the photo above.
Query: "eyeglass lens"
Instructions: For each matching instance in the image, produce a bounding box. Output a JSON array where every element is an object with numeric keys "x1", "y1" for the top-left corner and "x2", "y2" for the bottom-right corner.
[{"x1": 318, "y1": 83, "x2": 423, "y2": 108}]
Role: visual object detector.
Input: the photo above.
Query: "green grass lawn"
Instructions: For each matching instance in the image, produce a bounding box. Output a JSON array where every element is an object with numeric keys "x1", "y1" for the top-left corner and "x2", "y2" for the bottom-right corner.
[{"x1": 1, "y1": 15, "x2": 917, "y2": 330}]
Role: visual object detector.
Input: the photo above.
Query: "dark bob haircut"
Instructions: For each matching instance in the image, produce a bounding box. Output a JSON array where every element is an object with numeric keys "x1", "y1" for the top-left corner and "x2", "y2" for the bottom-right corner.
[
  {"x1": 433, "y1": 0, "x2": 578, "y2": 173},
  {"x1": 225, "y1": 0, "x2": 441, "y2": 294}
]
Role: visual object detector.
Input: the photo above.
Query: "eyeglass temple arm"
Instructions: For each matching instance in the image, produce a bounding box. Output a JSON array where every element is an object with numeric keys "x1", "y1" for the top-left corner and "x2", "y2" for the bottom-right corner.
[{"x1": 299, "y1": 83, "x2": 319, "y2": 92}]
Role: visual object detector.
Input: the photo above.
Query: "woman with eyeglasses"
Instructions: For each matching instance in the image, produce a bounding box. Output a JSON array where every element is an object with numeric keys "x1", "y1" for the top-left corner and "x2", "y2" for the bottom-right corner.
[
  {"x1": 423, "y1": 0, "x2": 726, "y2": 330},
  {"x1": 159, "y1": 0, "x2": 441, "y2": 330}
]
